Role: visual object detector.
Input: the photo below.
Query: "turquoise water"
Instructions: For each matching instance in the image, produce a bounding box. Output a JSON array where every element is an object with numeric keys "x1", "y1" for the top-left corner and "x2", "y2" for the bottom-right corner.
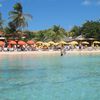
[{"x1": 0, "y1": 54, "x2": 100, "y2": 100}]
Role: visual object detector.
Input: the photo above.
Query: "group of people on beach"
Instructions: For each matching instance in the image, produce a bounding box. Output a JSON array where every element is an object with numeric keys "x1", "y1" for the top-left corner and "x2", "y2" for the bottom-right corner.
[
  {"x1": 0, "y1": 40, "x2": 100, "y2": 53},
  {"x1": 0, "y1": 44, "x2": 89, "y2": 52}
]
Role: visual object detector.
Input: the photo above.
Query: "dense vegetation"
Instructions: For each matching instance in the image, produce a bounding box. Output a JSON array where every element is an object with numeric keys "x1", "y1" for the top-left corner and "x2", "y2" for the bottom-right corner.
[{"x1": 1, "y1": 2, "x2": 100, "y2": 41}]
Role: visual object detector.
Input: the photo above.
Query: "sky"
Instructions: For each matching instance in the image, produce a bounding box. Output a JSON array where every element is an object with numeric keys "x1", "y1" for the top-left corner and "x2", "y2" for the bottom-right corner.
[{"x1": 0, "y1": 0, "x2": 100, "y2": 31}]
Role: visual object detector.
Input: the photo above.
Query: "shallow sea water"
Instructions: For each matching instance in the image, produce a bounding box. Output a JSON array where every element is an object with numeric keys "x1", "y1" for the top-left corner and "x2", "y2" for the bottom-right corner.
[{"x1": 0, "y1": 54, "x2": 100, "y2": 100}]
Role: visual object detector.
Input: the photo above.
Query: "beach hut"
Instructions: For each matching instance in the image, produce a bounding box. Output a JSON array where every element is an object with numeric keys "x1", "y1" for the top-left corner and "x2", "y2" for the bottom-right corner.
[{"x1": 75, "y1": 35, "x2": 86, "y2": 41}]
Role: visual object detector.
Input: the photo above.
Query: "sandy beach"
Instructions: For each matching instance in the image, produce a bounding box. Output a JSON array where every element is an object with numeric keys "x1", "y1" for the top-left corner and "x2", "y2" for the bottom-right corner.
[{"x1": 0, "y1": 50, "x2": 100, "y2": 55}]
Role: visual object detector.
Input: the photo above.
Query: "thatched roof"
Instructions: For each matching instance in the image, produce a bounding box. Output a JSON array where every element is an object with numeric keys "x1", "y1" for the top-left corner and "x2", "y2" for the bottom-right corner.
[{"x1": 75, "y1": 35, "x2": 85, "y2": 40}]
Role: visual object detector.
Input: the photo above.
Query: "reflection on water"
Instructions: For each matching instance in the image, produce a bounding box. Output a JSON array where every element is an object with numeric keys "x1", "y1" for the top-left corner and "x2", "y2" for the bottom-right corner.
[{"x1": 0, "y1": 54, "x2": 100, "y2": 100}]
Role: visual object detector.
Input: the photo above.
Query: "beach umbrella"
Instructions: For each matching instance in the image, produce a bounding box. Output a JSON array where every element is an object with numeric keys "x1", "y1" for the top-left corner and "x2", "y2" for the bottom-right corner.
[
  {"x1": 18, "y1": 41, "x2": 26, "y2": 45},
  {"x1": 82, "y1": 41, "x2": 89, "y2": 45},
  {"x1": 36, "y1": 41, "x2": 44, "y2": 47},
  {"x1": 48, "y1": 41, "x2": 55, "y2": 45},
  {"x1": 59, "y1": 41, "x2": 67, "y2": 45},
  {"x1": 27, "y1": 40, "x2": 34, "y2": 45},
  {"x1": 9, "y1": 40, "x2": 17, "y2": 45},
  {"x1": 0, "y1": 41, "x2": 4, "y2": 46},
  {"x1": 70, "y1": 41, "x2": 78, "y2": 45},
  {"x1": 36, "y1": 41, "x2": 43, "y2": 45},
  {"x1": 43, "y1": 42, "x2": 50, "y2": 46},
  {"x1": 93, "y1": 41, "x2": 100, "y2": 44},
  {"x1": 54, "y1": 43, "x2": 59, "y2": 46}
]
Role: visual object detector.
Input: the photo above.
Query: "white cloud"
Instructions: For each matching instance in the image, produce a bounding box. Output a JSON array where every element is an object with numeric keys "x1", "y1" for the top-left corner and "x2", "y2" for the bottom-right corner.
[
  {"x1": 96, "y1": 0, "x2": 100, "y2": 5},
  {"x1": 82, "y1": 0, "x2": 91, "y2": 6},
  {"x1": 82, "y1": 0, "x2": 100, "y2": 6}
]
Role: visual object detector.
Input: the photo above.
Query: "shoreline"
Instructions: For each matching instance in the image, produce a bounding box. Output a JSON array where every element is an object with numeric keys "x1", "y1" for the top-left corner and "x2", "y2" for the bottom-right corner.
[{"x1": 0, "y1": 50, "x2": 100, "y2": 55}]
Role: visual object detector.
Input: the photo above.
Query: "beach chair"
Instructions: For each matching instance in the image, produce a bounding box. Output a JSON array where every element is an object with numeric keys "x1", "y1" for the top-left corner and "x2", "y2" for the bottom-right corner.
[
  {"x1": 9, "y1": 48, "x2": 14, "y2": 52},
  {"x1": 3, "y1": 47, "x2": 8, "y2": 52},
  {"x1": 0, "y1": 47, "x2": 2, "y2": 51}
]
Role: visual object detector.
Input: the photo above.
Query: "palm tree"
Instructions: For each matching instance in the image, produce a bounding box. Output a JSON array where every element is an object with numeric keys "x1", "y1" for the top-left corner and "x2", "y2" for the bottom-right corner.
[
  {"x1": 9, "y1": 2, "x2": 32, "y2": 31},
  {"x1": 47, "y1": 25, "x2": 66, "y2": 42},
  {"x1": 34, "y1": 30, "x2": 48, "y2": 41},
  {"x1": 0, "y1": 12, "x2": 4, "y2": 30},
  {"x1": 24, "y1": 30, "x2": 35, "y2": 41}
]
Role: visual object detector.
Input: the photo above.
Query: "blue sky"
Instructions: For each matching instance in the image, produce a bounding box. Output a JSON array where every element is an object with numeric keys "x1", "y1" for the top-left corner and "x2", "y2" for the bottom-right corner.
[{"x1": 0, "y1": 0, "x2": 100, "y2": 31}]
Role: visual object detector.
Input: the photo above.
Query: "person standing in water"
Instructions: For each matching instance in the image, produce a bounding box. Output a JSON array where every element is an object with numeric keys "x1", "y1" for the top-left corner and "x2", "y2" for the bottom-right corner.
[
  {"x1": 60, "y1": 45, "x2": 66, "y2": 56},
  {"x1": 61, "y1": 47, "x2": 63, "y2": 56}
]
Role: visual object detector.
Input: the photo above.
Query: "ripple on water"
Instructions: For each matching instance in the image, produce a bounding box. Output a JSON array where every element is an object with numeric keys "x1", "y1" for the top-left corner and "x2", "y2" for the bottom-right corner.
[{"x1": 0, "y1": 55, "x2": 100, "y2": 100}]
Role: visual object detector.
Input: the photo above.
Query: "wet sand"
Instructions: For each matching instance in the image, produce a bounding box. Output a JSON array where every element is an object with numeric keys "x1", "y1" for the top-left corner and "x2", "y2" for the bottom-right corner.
[{"x1": 0, "y1": 50, "x2": 100, "y2": 55}]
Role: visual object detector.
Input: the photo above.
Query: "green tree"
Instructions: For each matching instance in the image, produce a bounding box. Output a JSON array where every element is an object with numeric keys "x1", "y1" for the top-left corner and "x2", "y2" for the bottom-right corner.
[
  {"x1": 66, "y1": 32, "x2": 75, "y2": 37},
  {"x1": 0, "y1": 12, "x2": 4, "y2": 30},
  {"x1": 24, "y1": 31, "x2": 36, "y2": 41},
  {"x1": 46, "y1": 25, "x2": 66, "y2": 42},
  {"x1": 70, "y1": 26, "x2": 81, "y2": 37},
  {"x1": 81, "y1": 20, "x2": 100, "y2": 39},
  {"x1": 34, "y1": 30, "x2": 47, "y2": 41},
  {"x1": 9, "y1": 2, "x2": 32, "y2": 32}
]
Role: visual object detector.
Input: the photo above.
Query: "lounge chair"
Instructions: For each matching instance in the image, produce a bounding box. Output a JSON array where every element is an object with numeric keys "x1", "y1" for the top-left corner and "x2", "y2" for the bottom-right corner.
[{"x1": 3, "y1": 48, "x2": 8, "y2": 52}]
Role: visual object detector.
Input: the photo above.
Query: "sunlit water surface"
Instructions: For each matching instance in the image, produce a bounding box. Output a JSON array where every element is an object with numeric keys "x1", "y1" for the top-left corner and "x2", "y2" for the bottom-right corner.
[{"x1": 0, "y1": 54, "x2": 100, "y2": 100}]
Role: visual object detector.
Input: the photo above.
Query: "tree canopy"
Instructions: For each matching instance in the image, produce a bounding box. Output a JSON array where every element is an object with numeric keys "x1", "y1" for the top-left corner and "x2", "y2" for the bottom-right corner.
[
  {"x1": 80, "y1": 20, "x2": 100, "y2": 39},
  {"x1": 1, "y1": 2, "x2": 100, "y2": 41}
]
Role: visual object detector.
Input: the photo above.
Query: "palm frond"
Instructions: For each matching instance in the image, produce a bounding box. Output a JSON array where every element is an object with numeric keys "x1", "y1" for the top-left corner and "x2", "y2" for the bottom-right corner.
[
  {"x1": 23, "y1": 14, "x2": 33, "y2": 20},
  {"x1": 8, "y1": 2, "x2": 32, "y2": 31},
  {"x1": 9, "y1": 11, "x2": 19, "y2": 16}
]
